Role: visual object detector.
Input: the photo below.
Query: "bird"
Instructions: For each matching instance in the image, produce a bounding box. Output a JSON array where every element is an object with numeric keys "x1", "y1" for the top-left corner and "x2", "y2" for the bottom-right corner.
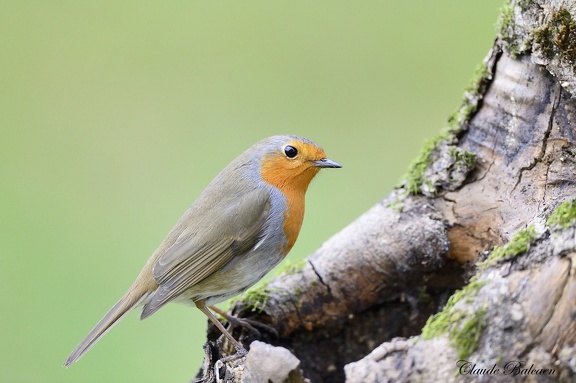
[{"x1": 64, "y1": 134, "x2": 341, "y2": 367}]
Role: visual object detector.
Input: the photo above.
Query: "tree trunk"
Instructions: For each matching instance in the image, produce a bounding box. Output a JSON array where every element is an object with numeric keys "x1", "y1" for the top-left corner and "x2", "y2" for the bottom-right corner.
[{"x1": 194, "y1": 1, "x2": 576, "y2": 382}]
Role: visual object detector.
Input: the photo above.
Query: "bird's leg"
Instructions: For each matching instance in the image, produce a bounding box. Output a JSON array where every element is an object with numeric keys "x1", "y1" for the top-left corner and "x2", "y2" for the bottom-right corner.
[
  {"x1": 195, "y1": 300, "x2": 247, "y2": 356},
  {"x1": 209, "y1": 305, "x2": 279, "y2": 338}
]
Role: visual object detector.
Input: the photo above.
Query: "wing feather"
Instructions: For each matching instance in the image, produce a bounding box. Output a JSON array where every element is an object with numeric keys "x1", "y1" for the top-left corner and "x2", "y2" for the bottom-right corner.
[{"x1": 141, "y1": 188, "x2": 271, "y2": 318}]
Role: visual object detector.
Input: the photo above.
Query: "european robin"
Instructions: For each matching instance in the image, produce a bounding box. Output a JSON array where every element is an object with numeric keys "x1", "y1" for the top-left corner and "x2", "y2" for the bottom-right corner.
[{"x1": 64, "y1": 135, "x2": 341, "y2": 366}]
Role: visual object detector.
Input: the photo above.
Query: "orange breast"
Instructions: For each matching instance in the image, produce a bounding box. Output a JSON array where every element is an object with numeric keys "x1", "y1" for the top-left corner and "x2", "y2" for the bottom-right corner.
[
  {"x1": 279, "y1": 187, "x2": 305, "y2": 254},
  {"x1": 260, "y1": 155, "x2": 319, "y2": 255}
]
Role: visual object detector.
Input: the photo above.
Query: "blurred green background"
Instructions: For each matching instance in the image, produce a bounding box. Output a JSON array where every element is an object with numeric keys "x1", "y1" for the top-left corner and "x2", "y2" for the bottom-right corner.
[{"x1": 1, "y1": 1, "x2": 502, "y2": 382}]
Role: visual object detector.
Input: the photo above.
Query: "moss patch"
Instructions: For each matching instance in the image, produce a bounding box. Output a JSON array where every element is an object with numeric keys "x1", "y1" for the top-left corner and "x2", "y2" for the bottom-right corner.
[
  {"x1": 534, "y1": 8, "x2": 576, "y2": 64},
  {"x1": 452, "y1": 308, "x2": 487, "y2": 360},
  {"x1": 400, "y1": 133, "x2": 476, "y2": 196},
  {"x1": 448, "y1": 62, "x2": 489, "y2": 129},
  {"x1": 478, "y1": 225, "x2": 536, "y2": 269},
  {"x1": 400, "y1": 58, "x2": 487, "y2": 196},
  {"x1": 239, "y1": 281, "x2": 275, "y2": 313},
  {"x1": 497, "y1": 2, "x2": 523, "y2": 57},
  {"x1": 497, "y1": 0, "x2": 538, "y2": 57},
  {"x1": 402, "y1": 134, "x2": 449, "y2": 195},
  {"x1": 497, "y1": 3, "x2": 514, "y2": 38},
  {"x1": 547, "y1": 200, "x2": 576, "y2": 229},
  {"x1": 449, "y1": 146, "x2": 476, "y2": 174},
  {"x1": 422, "y1": 279, "x2": 486, "y2": 359}
]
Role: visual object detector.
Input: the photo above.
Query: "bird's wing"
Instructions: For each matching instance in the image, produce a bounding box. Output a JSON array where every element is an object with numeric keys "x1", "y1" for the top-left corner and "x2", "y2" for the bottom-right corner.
[{"x1": 141, "y1": 188, "x2": 271, "y2": 318}]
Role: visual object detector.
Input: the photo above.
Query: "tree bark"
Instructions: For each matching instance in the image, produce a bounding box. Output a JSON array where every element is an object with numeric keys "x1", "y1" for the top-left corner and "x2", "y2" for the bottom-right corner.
[{"x1": 194, "y1": 1, "x2": 576, "y2": 382}]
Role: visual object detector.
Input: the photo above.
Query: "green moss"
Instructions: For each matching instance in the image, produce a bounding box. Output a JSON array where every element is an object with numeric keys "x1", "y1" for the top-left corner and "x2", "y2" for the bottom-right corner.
[
  {"x1": 399, "y1": 133, "x2": 476, "y2": 196},
  {"x1": 385, "y1": 198, "x2": 404, "y2": 211},
  {"x1": 547, "y1": 200, "x2": 576, "y2": 228},
  {"x1": 402, "y1": 137, "x2": 441, "y2": 195},
  {"x1": 400, "y1": 35, "x2": 490, "y2": 196},
  {"x1": 452, "y1": 308, "x2": 487, "y2": 360},
  {"x1": 533, "y1": 8, "x2": 576, "y2": 64},
  {"x1": 497, "y1": 2, "x2": 523, "y2": 57},
  {"x1": 498, "y1": 3, "x2": 514, "y2": 36},
  {"x1": 465, "y1": 63, "x2": 490, "y2": 97},
  {"x1": 235, "y1": 259, "x2": 310, "y2": 312},
  {"x1": 239, "y1": 281, "x2": 275, "y2": 313},
  {"x1": 497, "y1": 0, "x2": 536, "y2": 57},
  {"x1": 478, "y1": 225, "x2": 536, "y2": 269},
  {"x1": 448, "y1": 62, "x2": 489, "y2": 129},
  {"x1": 421, "y1": 279, "x2": 486, "y2": 359},
  {"x1": 448, "y1": 146, "x2": 476, "y2": 172},
  {"x1": 422, "y1": 279, "x2": 484, "y2": 338},
  {"x1": 401, "y1": 131, "x2": 452, "y2": 195}
]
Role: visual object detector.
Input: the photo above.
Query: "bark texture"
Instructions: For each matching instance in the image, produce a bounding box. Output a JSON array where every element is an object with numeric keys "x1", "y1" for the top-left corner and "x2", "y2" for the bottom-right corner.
[{"x1": 194, "y1": 1, "x2": 576, "y2": 382}]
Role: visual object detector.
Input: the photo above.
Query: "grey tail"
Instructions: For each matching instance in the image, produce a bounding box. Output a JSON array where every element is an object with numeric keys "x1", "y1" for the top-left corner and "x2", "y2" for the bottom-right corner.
[{"x1": 63, "y1": 291, "x2": 148, "y2": 367}]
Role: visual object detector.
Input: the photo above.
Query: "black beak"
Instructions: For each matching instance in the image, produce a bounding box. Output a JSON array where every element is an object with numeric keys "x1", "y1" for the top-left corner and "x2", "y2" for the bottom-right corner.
[{"x1": 313, "y1": 158, "x2": 342, "y2": 168}]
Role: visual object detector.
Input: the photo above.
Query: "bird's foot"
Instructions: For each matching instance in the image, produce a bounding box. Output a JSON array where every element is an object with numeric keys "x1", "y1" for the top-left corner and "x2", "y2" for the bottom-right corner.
[{"x1": 209, "y1": 305, "x2": 279, "y2": 338}]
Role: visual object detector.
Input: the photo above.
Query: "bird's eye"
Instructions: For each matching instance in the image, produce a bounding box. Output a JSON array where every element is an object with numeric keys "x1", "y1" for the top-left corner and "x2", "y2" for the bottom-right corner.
[{"x1": 284, "y1": 145, "x2": 298, "y2": 158}]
